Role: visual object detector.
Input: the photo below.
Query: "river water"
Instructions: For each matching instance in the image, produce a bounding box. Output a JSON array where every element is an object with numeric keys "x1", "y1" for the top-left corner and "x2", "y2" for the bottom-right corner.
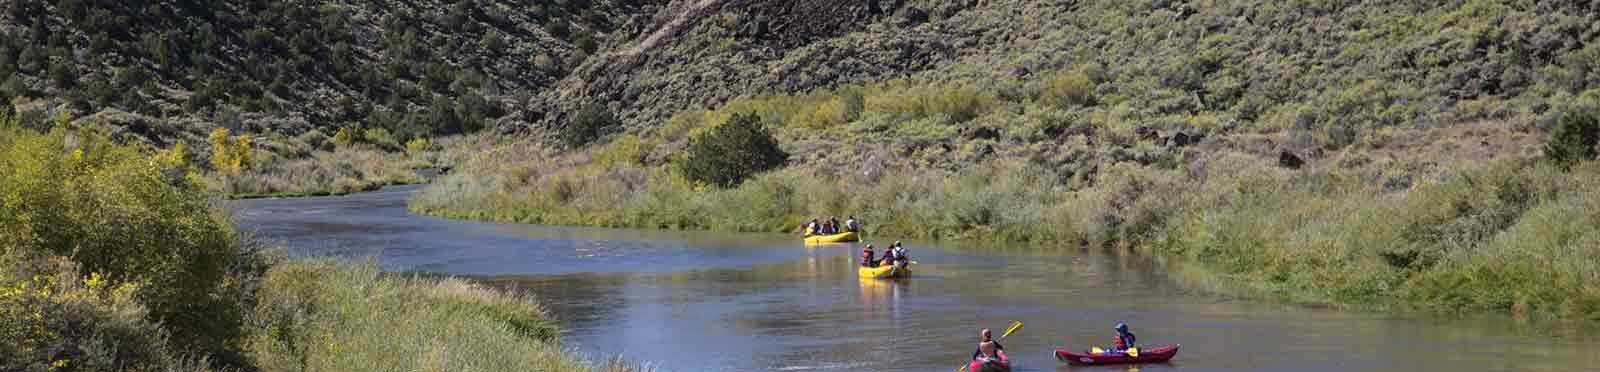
[{"x1": 232, "y1": 185, "x2": 1598, "y2": 372}]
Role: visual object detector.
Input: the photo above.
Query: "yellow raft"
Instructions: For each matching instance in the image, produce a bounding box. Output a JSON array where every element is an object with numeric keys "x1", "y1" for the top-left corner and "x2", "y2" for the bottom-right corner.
[
  {"x1": 858, "y1": 264, "x2": 911, "y2": 278},
  {"x1": 803, "y1": 231, "x2": 858, "y2": 244}
]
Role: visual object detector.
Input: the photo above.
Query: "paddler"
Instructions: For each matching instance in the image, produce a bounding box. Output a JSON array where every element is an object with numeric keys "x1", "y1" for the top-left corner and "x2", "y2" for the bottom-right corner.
[
  {"x1": 891, "y1": 241, "x2": 908, "y2": 268},
  {"x1": 861, "y1": 244, "x2": 877, "y2": 267},
  {"x1": 845, "y1": 215, "x2": 859, "y2": 232},
  {"x1": 971, "y1": 328, "x2": 1005, "y2": 359},
  {"x1": 1110, "y1": 322, "x2": 1137, "y2": 353},
  {"x1": 970, "y1": 341, "x2": 1008, "y2": 372},
  {"x1": 881, "y1": 244, "x2": 898, "y2": 267}
]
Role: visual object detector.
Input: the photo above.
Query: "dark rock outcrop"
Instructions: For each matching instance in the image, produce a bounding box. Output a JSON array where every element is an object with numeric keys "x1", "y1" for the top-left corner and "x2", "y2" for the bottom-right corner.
[{"x1": 1278, "y1": 150, "x2": 1305, "y2": 169}]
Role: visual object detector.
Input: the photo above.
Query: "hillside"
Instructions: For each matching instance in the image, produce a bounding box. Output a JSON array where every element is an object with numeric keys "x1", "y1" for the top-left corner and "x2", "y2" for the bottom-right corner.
[
  {"x1": 532, "y1": 0, "x2": 1600, "y2": 141},
  {"x1": 10, "y1": 0, "x2": 1600, "y2": 148},
  {"x1": 0, "y1": 0, "x2": 649, "y2": 145},
  {"x1": 415, "y1": 0, "x2": 1600, "y2": 321}
]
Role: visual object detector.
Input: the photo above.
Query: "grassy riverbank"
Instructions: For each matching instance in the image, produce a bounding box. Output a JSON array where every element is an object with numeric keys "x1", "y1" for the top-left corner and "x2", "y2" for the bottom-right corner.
[
  {"x1": 203, "y1": 128, "x2": 439, "y2": 199},
  {"x1": 416, "y1": 141, "x2": 1599, "y2": 321},
  {"x1": 1, "y1": 118, "x2": 642, "y2": 371},
  {"x1": 251, "y1": 260, "x2": 619, "y2": 372}
]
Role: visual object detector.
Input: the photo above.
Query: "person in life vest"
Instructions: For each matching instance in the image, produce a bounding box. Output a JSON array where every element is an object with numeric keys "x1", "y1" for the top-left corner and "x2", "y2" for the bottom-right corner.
[
  {"x1": 861, "y1": 244, "x2": 876, "y2": 267},
  {"x1": 880, "y1": 243, "x2": 899, "y2": 267},
  {"x1": 891, "y1": 241, "x2": 908, "y2": 268},
  {"x1": 971, "y1": 328, "x2": 1005, "y2": 360},
  {"x1": 1110, "y1": 322, "x2": 1137, "y2": 353},
  {"x1": 804, "y1": 218, "x2": 821, "y2": 236},
  {"x1": 845, "y1": 216, "x2": 860, "y2": 232},
  {"x1": 828, "y1": 216, "x2": 841, "y2": 233},
  {"x1": 969, "y1": 341, "x2": 1008, "y2": 372}
]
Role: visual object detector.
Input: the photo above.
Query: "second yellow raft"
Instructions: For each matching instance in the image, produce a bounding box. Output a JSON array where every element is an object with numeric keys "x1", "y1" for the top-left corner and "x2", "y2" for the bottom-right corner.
[
  {"x1": 803, "y1": 231, "x2": 859, "y2": 244},
  {"x1": 858, "y1": 264, "x2": 911, "y2": 278}
]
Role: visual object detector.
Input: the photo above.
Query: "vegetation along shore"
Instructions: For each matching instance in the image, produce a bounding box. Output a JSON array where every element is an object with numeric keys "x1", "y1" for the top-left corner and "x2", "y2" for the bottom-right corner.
[{"x1": 1, "y1": 107, "x2": 645, "y2": 372}]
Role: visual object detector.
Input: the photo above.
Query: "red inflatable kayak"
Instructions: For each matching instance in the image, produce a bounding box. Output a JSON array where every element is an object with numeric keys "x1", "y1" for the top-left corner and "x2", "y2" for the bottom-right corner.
[
  {"x1": 1055, "y1": 344, "x2": 1179, "y2": 366},
  {"x1": 967, "y1": 357, "x2": 1011, "y2": 372}
]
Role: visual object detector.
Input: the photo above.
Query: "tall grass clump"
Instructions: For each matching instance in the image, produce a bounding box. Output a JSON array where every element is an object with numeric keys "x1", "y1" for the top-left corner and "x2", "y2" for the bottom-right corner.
[
  {"x1": 1148, "y1": 156, "x2": 1600, "y2": 319},
  {"x1": 249, "y1": 261, "x2": 653, "y2": 372},
  {"x1": 248, "y1": 261, "x2": 593, "y2": 372}
]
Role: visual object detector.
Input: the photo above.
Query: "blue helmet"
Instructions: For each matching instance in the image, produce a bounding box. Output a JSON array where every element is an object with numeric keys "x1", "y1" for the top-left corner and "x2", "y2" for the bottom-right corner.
[{"x1": 1115, "y1": 322, "x2": 1129, "y2": 333}]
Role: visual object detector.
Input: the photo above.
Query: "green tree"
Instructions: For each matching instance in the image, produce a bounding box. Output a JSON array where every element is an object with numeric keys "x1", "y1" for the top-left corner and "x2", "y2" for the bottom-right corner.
[
  {"x1": 677, "y1": 113, "x2": 789, "y2": 188},
  {"x1": 1545, "y1": 110, "x2": 1600, "y2": 170}
]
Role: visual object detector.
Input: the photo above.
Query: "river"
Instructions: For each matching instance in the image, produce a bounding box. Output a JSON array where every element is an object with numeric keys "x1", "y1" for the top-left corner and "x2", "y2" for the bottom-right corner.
[{"x1": 231, "y1": 185, "x2": 1597, "y2": 371}]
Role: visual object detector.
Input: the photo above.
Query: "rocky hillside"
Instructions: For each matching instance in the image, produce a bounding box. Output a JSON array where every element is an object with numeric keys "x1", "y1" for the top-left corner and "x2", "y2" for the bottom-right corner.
[
  {"x1": 531, "y1": 0, "x2": 971, "y2": 130},
  {"x1": 8, "y1": 0, "x2": 1600, "y2": 153},
  {"x1": 0, "y1": 0, "x2": 650, "y2": 145},
  {"x1": 533, "y1": 0, "x2": 1600, "y2": 146}
]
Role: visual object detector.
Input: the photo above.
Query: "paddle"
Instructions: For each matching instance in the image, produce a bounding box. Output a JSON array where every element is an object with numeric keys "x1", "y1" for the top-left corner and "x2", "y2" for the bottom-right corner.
[
  {"x1": 1000, "y1": 321, "x2": 1023, "y2": 339},
  {"x1": 957, "y1": 321, "x2": 1023, "y2": 372}
]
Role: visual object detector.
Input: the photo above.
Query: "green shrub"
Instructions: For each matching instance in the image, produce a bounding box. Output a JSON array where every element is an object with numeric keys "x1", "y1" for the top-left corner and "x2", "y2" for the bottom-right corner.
[
  {"x1": 363, "y1": 127, "x2": 400, "y2": 151},
  {"x1": 0, "y1": 259, "x2": 203, "y2": 372},
  {"x1": 562, "y1": 104, "x2": 620, "y2": 149},
  {"x1": 332, "y1": 126, "x2": 358, "y2": 148},
  {"x1": 405, "y1": 137, "x2": 435, "y2": 154},
  {"x1": 208, "y1": 127, "x2": 252, "y2": 173},
  {"x1": 1, "y1": 126, "x2": 251, "y2": 360},
  {"x1": 1042, "y1": 70, "x2": 1096, "y2": 108},
  {"x1": 1544, "y1": 110, "x2": 1599, "y2": 170},
  {"x1": 676, "y1": 113, "x2": 788, "y2": 188}
]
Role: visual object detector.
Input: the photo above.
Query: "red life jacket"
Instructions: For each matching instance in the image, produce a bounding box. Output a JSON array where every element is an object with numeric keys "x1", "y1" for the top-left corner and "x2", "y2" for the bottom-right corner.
[{"x1": 1112, "y1": 332, "x2": 1134, "y2": 350}]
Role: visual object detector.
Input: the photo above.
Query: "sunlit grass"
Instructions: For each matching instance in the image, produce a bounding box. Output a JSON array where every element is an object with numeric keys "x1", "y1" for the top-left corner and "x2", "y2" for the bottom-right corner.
[{"x1": 250, "y1": 261, "x2": 651, "y2": 372}]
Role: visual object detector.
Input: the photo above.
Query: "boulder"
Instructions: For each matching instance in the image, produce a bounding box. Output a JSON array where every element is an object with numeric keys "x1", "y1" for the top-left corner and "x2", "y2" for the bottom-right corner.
[
  {"x1": 963, "y1": 126, "x2": 1001, "y2": 140},
  {"x1": 1278, "y1": 150, "x2": 1305, "y2": 169}
]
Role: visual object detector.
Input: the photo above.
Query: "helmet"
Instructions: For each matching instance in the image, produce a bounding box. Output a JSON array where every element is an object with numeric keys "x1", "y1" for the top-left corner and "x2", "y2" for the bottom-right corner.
[
  {"x1": 981, "y1": 328, "x2": 992, "y2": 338},
  {"x1": 1115, "y1": 322, "x2": 1129, "y2": 332}
]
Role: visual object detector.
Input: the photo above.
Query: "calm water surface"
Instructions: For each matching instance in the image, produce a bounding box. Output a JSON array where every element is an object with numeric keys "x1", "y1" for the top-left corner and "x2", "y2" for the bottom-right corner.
[{"x1": 232, "y1": 185, "x2": 1598, "y2": 371}]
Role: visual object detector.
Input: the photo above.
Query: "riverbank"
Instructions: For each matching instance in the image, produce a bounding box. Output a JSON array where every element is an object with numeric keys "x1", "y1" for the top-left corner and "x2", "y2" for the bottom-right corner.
[
  {"x1": 0, "y1": 123, "x2": 643, "y2": 371},
  {"x1": 206, "y1": 130, "x2": 434, "y2": 199}
]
